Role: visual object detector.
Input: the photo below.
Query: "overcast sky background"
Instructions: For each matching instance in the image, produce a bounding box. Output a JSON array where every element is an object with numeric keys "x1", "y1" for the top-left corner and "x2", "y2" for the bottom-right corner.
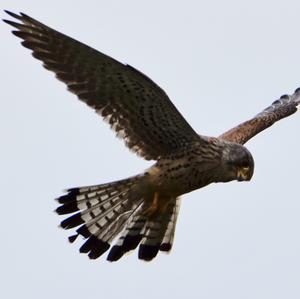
[{"x1": 1, "y1": 1, "x2": 300, "y2": 298}]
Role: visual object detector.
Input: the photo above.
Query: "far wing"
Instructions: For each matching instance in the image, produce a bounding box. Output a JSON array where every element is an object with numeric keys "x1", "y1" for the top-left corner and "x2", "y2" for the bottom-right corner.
[
  {"x1": 4, "y1": 11, "x2": 201, "y2": 161},
  {"x1": 219, "y1": 89, "x2": 300, "y2": 145}
]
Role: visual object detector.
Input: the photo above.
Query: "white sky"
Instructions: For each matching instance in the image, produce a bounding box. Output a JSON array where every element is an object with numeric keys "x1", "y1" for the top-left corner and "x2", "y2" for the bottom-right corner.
[{"x1": 1, "y1": 1, "x2": 300, "y2": 298}]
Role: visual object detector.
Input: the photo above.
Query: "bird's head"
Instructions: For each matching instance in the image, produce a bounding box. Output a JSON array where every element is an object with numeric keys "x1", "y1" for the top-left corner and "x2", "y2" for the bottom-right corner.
[{"x1": 220, "y1": 143, "x2": 254, "y2": 183}]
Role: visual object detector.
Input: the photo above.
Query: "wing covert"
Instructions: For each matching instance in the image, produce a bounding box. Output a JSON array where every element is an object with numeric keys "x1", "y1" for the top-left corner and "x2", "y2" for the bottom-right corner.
[{"x1": 4, "y1": 11, "x2": 200, "y2": 160}]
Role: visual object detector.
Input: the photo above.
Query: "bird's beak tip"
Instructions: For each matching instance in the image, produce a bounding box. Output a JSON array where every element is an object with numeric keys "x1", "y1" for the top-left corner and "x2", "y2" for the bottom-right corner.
[{"x1": 237, "y1": 167, "x2": 252, "y2": 182}]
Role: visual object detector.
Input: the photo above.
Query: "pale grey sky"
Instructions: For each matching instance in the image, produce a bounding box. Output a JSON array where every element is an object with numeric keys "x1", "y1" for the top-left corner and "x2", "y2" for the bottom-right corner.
[{"x1": 1, "y1": 1, "x2": 300, "y2": 298}]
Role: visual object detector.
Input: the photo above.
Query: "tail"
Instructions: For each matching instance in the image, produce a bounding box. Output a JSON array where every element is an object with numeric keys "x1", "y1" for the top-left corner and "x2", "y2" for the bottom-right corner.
[{"x1": 55, "y1": 174, "x2": 181, "y2": 261}]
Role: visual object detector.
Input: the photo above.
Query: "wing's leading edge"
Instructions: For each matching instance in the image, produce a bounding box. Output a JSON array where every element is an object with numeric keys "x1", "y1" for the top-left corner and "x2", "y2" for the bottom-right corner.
[{"x1": 3, "y1": 11, "x2": 201, "y2": 160}]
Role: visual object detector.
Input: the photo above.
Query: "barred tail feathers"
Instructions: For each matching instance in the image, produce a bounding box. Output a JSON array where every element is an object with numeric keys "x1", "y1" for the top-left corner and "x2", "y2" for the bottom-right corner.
[
  {"x1": 138, "y1": 197, "x2": 181, "y2": 261},
  {"x1": 107, "y1": 198, "x2": 181, "y2": 261},
  {"x1": 56, "y1": 175, "x2": 181, "y2": 261}
]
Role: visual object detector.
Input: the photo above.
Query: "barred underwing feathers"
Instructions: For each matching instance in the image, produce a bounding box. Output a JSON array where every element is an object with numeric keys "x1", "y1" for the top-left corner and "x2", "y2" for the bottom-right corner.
[{"x1": 3, "y1": 10, "x2": 200, "y2": 161}]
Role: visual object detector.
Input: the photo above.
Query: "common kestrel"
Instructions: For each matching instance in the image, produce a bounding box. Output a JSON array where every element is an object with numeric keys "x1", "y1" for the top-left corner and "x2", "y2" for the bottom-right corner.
[{"x1": 4, "y1": 11, "x2": 299, "y2": 262}]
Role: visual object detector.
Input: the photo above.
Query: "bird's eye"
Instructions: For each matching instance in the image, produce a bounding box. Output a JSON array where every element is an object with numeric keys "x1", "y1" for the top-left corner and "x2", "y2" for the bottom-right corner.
[{"x1": 240, "y1": 160, "x2": 249, "y2": 168}]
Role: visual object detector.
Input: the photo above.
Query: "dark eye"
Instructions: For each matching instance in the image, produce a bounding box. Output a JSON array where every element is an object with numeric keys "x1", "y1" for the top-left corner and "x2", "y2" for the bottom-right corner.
[{"x1": 240, "y1": 160, "x2": 249, "y2": 168}]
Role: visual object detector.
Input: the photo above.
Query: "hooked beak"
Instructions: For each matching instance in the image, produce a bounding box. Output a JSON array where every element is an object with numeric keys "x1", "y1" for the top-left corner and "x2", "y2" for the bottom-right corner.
[{"x1": 237, "y1": 166, "x2": 252, "y2": 181}]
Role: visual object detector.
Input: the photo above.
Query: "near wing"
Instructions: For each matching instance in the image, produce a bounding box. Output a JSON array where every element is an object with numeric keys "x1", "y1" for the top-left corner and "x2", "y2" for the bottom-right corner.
[
  {"x1": 219, "y1": 88, "x2": 300, "y2": 145},
  {"x1": 4, "y1": 11, "x2": 200, "y2": 160}
]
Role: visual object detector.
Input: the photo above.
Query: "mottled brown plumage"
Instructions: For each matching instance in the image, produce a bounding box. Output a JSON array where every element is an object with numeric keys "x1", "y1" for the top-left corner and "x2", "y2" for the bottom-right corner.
[
  {"x1": 219, "y1": 93, "x2": 300, "y2": 144},
  {"x1": 4, "y1": 11, "x2": 299, "y2": 262}
]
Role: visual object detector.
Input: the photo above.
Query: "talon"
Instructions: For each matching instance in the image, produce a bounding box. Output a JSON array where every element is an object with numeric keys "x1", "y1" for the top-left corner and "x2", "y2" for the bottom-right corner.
[
  {"x1": 143, "y1": 192, "x2": 172, "y2": 218},
  {"x1": 143, "y1": 192, "x2": 160, "y2": 218}
]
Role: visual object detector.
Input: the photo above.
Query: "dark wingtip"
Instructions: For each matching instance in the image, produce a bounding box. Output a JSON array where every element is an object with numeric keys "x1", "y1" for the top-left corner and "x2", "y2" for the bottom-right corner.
[
  {"x1": 3, "y1": 10, "x2": 22, "y2": 20},
  {"x1": 294, "y1": 87, "x2": 300, "y2": 93},
  {"x1": 2, "y1": 19, "x2": 14, "y2": 26},
  {"x1": 280, "y1": 94, "x2": 289, "y2": 99},
  {"x1": 4, "y1": 10, "x2": 16, "y2": 16},
  {"x1": 272, "y1": 99, "x2": 281, "y2": 105},
  {"x1": 2, "y1": 11, "x2": 20, "y2": 27}
]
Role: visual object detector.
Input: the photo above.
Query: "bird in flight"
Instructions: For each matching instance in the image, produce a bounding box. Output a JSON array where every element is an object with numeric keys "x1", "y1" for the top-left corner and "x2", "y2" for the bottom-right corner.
[{"x1": 4, "y1": 10, "x2": 300, "y2": 262}]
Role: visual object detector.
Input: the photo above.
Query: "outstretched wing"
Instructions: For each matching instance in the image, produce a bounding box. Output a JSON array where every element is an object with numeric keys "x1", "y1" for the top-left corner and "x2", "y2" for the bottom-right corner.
[
  {"x1": 219, "y1": 88, "x2": 300, "y2": 145},
  {"x1": 4, "y1": 11, "x2": 201, "y2": 160}
]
